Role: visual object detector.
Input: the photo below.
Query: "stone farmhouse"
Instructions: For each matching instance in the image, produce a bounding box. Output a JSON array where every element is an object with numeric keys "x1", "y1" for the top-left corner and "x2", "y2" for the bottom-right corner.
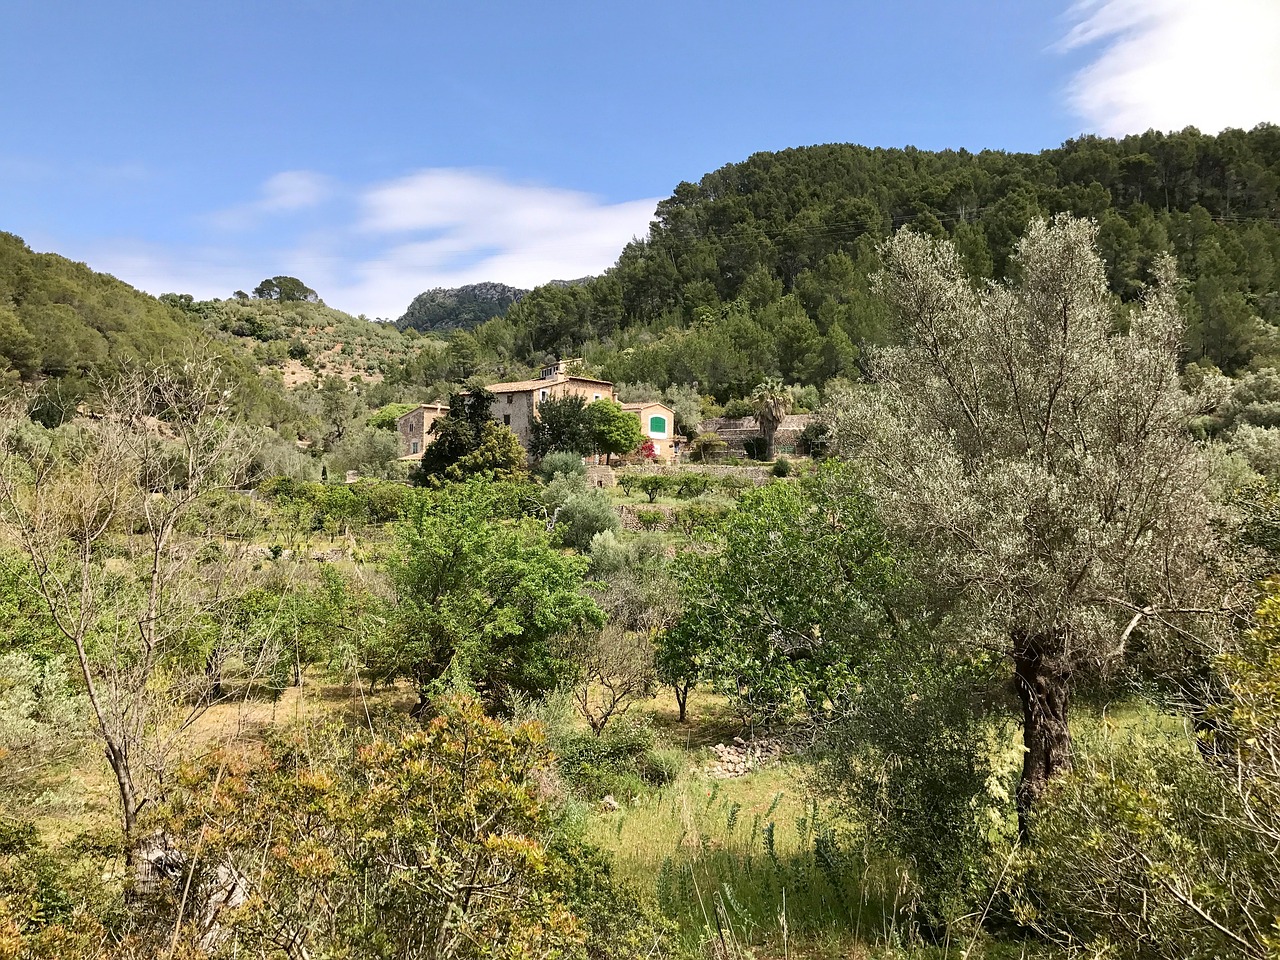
[
  {"x1": 488, "y1": 360, "x2": 615, "y2": 448},
  {"x1": 620, "y1": 400, "x2": 677, "y2": 459},
  {"x1": 396, "y1": 402, "x2": 450, "y2": 461},
  {"x1": 395, "y1": 360, "x2": 683, "y2": 461}
]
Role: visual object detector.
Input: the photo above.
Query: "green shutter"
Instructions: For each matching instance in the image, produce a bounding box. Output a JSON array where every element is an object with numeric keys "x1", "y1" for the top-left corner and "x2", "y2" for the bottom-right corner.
[{"x1": 649, "y1": 415, "x2": 667, "y2": 434}]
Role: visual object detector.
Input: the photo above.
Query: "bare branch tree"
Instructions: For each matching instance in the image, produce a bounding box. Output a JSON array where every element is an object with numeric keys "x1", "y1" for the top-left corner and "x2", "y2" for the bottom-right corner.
[{"x1": 0, "y1": 360, "x2": 260, "y2": 857}]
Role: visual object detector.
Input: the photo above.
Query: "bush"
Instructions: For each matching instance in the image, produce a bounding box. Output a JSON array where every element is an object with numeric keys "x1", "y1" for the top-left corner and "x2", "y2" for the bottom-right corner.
[
  {"x1": 815, "y1": 641, "x2": 1010, "y2": 929},
  {"x1": 1018, "y1": 725, "x2": 1275, "y2": 958},
  {"x1": 544, "y1": 474, "x2": 621, "y2": 552},
  {"x1": 686, "y1": 432, "x2": 726, "y2": 463},
  {"x1": 721, "y1": 397, "x2": 755, "y2": 418},
  {"x1": 714, "y1": 474, "x2": 753, "y2": 499},
  {"x1": 553, "y1": 718, "x2": 680, "y2": 800},
  {"x1": 633, "y1": 474, "x2": 670, "y2": 503},
  {"x1": 798, "y1": 420, "x2": 830, "y2": 458},
  {"x1": 671, "y1": 472, "x2": 712, "y2": 498},
  {"x1": 0, "y1": 820, "x2": 120, "y2": 957},
  {"x1": 350, "y1": 479, "x2": 409, "y2": 523},
  {"x1": 556, "y1": 489, "x2": 621, "y2": 552},
  {"x1": 162, "y1": 698, "x2": 669, "y2": 959},
  {"x1": 635, "y1": 508, "x2": 667, "y2": 530},
  {"x1": 0, "y1": 652, "x2": 85, "y2": 796},
  {"x1": 538, "y1": 450, "x2": 588, "y2": 483},
  {"x1": 771, "y1": 457, "x2": 791, "y2": 477},
  {"x1": 1016, "y1": 635, "x2": 1280, "y2": 959},
  {"x1": 588, "y1": 530, "x2": 667, "y2": 576},
  {"x1": 670, "y1": 502, "x2": 729, "y2": 536}
]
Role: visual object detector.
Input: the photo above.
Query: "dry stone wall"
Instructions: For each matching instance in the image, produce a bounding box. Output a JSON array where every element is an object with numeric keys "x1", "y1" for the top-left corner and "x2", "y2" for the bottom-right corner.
[
  {"x1": 697, "y1": 414, "x2": 814, "y2": 457},
  {"x1": 704, "y1": 736, "x2": 788, "y2": 778}
]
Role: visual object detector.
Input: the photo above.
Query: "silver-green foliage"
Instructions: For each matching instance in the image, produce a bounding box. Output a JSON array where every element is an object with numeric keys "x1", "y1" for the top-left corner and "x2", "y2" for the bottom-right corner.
[
  {"x1": 543, "y1": 473, "x2": 620, "y2": 552},
  {"x1": 825, "y1": 215, "x2": 1216, "y2": 822},
  {"x1": 0, "y1": 652, "x2": 84, "y2": 792}
]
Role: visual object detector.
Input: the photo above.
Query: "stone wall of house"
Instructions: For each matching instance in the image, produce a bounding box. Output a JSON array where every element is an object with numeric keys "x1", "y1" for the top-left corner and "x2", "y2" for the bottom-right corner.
[
  {"x1": 696, "y1": 414, "x2": 815, "y2": 456},
  {"x1": 397, "y1": 405, "x2": 448, "y2": 458}
]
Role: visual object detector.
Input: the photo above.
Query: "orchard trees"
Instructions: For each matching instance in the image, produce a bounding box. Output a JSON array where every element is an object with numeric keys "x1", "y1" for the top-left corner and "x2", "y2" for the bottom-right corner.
[{"x1": 827, "y1": 216, "x2": 1216, "y2": 834}]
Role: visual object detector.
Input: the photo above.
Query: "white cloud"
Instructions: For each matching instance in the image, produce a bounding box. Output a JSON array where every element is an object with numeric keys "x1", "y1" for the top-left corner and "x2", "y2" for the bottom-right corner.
[
  {"x1": 1062, "y1": 0, "x2": 1280, "y2": 137},
  {"x1": 81, "y1": 168, "x2": 660, "y2": 321},
  {"x1": 259, "y1": 170, "x2": 334, "y2": 212},
  {"x1": 207, "y1": 169, "x2": 335, "y2": 230},
  {"x1": 331, "y1": 168, "x2": 659, "y2": 318},
  {"x1": 85, "y1": 241, "x2": 260, "y2": 301}
]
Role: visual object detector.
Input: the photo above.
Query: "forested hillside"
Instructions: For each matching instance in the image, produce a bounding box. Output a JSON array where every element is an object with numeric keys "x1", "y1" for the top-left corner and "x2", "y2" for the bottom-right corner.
[
  {"x1": 425, "y1": 127, "x2": 1280, "y2": 399},
  {"x1": 6, "y1": 127, "x2": 1280, "y2": 475},
  {"x1": 396, "y1": 281, "x2": 528, "y2": 332},
  {"x1": 0, "y1": 232, "x2": 194, "y2": 381}
]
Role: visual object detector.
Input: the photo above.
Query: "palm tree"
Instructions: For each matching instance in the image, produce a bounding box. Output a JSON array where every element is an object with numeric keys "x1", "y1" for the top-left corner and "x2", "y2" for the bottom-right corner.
[{"x1": 750, "y1": 377, "x2": 793, "y2": 461}]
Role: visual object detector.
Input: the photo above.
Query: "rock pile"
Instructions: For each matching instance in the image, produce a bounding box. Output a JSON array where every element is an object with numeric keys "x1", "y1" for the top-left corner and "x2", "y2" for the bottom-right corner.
[{"x1": 706, "y1": 736, "x2": 786, "y2": 778}]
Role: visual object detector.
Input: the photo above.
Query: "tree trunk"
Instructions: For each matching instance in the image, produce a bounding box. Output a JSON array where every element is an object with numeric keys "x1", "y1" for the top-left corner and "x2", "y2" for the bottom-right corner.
[
  {"x1": 674, "y1": 682, "x2": 689, "y2": 723},
  {"x1": 104, "y1": 740, "x2": 140, "y2": 857},
  {"x1": 1012, "y1": 630, "x2": 1072, "y2": 841},
  {"x1": 206, "y1": 649, "x2": 224, "y2": 700}
]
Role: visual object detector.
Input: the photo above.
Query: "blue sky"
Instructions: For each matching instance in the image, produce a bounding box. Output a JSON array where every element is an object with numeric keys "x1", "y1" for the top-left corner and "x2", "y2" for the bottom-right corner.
[{"x1": 2, "y1": 0, "x2": 1277, "y2": 319}]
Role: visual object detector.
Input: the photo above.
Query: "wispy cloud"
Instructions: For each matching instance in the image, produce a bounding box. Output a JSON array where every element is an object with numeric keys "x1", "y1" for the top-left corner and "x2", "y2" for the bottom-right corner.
[
  {"x1": 207, "y1": 170, "x2": 336, "y2": 230},
  {"x1": 1062, "y1": 0, "x2": 1280, "y2": 137},
  {"x1": 333, "y1": 168, "x2": 659, "y2": 317},
  {"x1": 86, "y1": 168, "x2": 659, "y2": 320}
]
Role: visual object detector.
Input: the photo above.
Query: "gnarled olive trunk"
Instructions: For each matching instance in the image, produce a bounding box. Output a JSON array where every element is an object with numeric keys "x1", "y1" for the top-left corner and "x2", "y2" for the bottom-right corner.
[{"x1": 1012, "y1": 630, "x2": 1072, "y2": 841}]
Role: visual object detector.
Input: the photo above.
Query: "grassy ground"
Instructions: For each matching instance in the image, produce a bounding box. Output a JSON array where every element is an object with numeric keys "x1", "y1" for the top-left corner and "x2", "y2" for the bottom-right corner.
[
  {"x1": 585, "y1": 764, "x2": 892, "y2": 957},
  {"x1": 10, "y1": 664, "x2": 1169, "y2": 959}
]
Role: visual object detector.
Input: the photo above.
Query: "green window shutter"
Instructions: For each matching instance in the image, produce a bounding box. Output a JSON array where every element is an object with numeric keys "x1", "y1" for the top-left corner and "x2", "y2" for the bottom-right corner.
[{"x1": 649, "y1": 415, "x2": 667, "y2": 434}]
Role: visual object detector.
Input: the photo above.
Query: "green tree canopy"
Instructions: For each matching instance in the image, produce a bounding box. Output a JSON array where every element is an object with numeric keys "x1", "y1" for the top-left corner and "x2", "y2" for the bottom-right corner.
[
  {"x1": 672, "y1": 464, "x2": 905, "y2": 725},
  {"x1": 529, "y1": 394, "x2": 593, "y2": 458},
  {"x1": 371, "y1": 481, "x2": 604, "y2": 711},
  {"x1": 586, "y1": 399, "x2": 643, "y2": 462},
  {"x1": 253, "y1": 276, "x2": 319, "y2": 303},
  {"x1": 414, "y1": 388, "x2": 526, "y2": 486}
]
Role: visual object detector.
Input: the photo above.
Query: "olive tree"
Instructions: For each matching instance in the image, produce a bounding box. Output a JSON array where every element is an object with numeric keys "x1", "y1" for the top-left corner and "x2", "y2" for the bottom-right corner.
[{"x1": 826, "y1": 216, "x2": 1216, "y2": 835}]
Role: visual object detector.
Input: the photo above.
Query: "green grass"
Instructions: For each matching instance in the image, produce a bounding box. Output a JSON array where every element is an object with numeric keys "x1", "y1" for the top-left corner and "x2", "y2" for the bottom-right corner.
[{"x1": 585, "y1": 764, "x2": 904, "y2": 957}]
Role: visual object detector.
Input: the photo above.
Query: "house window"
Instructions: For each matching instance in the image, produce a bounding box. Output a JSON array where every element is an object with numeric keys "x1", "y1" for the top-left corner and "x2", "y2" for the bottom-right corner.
[
  {"x1": 593, "y1": 393, "x2": 601, "y2": 400},
  {"x1": 410, "y1": 440, "x2": 420, "y2": 454},
  {"x1": 503, "y1": 414, "x2": 511, "y2": 426},
  {"x1": 540, "y1": 390, "x2": 548, "y2": 401},
  {"x1": 649, "y1": 415, "x2": 667, "y2": 435}
]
